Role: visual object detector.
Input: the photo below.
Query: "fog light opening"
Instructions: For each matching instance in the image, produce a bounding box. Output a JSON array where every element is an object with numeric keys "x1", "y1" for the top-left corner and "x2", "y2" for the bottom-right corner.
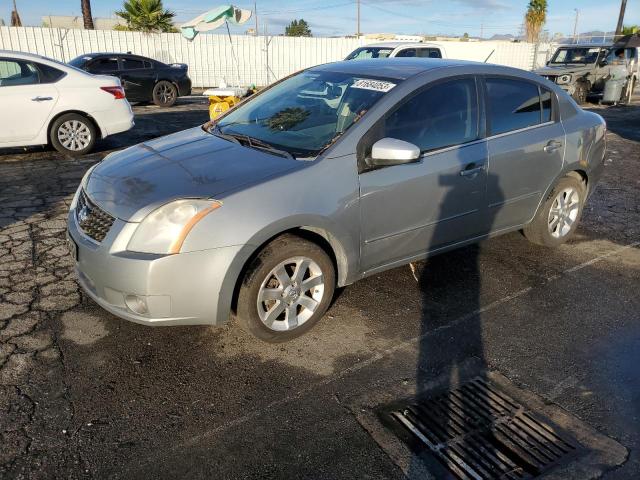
[{"x1": 124, "y1": 294, "x2": 149, "y2": 315}]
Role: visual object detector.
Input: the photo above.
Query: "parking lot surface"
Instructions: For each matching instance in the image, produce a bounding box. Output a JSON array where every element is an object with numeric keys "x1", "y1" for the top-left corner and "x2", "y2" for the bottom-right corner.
[{"x1": 1, "y1": 95, "x2": 639, "y2": 479}]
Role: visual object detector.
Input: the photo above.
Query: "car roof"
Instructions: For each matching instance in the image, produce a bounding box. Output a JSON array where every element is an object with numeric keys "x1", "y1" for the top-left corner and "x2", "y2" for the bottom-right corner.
[
  {"x1": 557, "y1": 44, "x2": 612, "y2": 48},
  {"x1": 78, "y1": 52, "x2": 152, "y2": 59},
  {"x1": 360, "y1": 41, "x2": 438, "y2": 49},
  {"x1": 311, "y1": 58, "x2": 483, "y2": 80}
]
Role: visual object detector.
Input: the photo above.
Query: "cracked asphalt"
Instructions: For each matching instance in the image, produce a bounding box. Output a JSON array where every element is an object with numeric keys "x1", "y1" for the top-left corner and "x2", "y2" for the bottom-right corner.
[{"x1": 1, "y1": 94, "x2": 639, "y2": 479}]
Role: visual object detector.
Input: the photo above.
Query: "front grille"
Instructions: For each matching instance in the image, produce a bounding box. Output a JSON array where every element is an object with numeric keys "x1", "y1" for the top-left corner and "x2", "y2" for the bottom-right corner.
[
  {"x1": 389, "y1": 378, "x2": 578, "y2": 479},
  {"x1": 76, "y1": 189, "x2": 115, "y2": 243}
]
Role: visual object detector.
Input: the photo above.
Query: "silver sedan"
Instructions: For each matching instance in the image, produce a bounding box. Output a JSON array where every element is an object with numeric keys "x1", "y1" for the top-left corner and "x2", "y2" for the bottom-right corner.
[{"x1": 67, "y1": 58, "x2": 606, "y2": 342}]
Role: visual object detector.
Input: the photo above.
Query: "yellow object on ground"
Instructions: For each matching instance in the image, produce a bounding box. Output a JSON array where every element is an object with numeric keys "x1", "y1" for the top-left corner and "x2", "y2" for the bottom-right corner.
[{"x1": 209, "y1": 96, "x2": 241, "y2": 119}]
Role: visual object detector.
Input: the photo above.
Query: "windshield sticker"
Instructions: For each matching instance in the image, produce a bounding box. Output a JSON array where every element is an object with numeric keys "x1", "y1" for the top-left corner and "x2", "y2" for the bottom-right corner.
[{"x1": 352, "y1": 79, "x2": 396, "y2": 92}]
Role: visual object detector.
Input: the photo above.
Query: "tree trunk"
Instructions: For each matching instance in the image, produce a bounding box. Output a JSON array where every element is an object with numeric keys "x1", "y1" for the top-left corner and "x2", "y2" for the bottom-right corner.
[{"x1": 81, "y1": 0, "x2": 95, "y2": 30}]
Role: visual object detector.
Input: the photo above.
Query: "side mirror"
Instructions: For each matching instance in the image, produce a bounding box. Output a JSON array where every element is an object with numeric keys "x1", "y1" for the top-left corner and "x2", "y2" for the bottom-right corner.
[
  {"x1": 599, "y1": 58, "x2": 608, "y2": 67},
  {"x1": 368, "y1": 138, "x2": 421, "y2": 167}
]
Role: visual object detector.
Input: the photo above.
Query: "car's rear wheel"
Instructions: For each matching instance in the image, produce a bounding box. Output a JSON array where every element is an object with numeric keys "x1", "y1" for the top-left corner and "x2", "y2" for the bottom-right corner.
[
  {"x1": 152, "y1": 81, "x2": 177, "y2": 107},
  {"x1": 523, "y1": 176, "x2": 586, "y2": 247},
  {"x1": 50, "y1": 113, "x2": 96, "y2": 156},
  {"x1": 236, "y1": 234, "x2": 335, "y2": 343}
]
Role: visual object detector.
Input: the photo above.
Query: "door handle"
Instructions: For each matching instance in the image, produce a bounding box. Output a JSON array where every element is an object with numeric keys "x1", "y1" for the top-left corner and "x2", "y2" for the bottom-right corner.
[
  {"x1": 31, "y1": 96, "x2": 53, "y2": 102},
  {"x1": 544, "y1": 140, "x2": 562, "y2": 153},
  {"x1": 460, "y1": 164, "x2": 485, "y2": 177}
]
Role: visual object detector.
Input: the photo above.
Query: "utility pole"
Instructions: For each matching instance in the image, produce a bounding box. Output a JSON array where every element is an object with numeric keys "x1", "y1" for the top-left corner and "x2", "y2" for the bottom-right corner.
[
  {"x1": 356, "y1": 0, "x2": 360, "y2": 37},
  {"x1": 572, "y1": 9, "x2": 579, "y2": 42},
  {"x1": 253, "y1": 1, "x2": 258, "y2": 36},
  {"x1": 480, "y1": 22, "x2": 484, "y2": 40},
  {"x1": 615, "y1": 0, "x2": 627, "y2": 37}
]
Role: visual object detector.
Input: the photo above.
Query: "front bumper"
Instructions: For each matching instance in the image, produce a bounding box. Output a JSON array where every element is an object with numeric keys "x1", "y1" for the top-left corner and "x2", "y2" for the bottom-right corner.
[{"x1": 67, "y1": 203, "x2": 244, "y2": 326}]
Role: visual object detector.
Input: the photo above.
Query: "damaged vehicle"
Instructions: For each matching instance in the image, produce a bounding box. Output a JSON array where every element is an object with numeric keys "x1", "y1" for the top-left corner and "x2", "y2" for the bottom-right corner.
[
  {"x1": 535, "y1": 38, "x2": 639, "y2": 105},
  {"x1": 68, "y1": 59, "x2": 606, "y2": 342}
]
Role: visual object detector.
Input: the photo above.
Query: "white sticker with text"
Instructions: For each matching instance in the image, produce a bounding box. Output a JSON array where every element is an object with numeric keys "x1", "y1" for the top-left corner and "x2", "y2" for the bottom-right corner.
[{"x1": 352, "y1": 79, "x2": 396, "y2": 92}]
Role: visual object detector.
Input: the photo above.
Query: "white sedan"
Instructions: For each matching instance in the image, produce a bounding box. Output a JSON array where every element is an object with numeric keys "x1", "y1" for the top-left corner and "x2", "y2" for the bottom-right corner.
[{"x1": 0, "y1": 50, "x2": 134, "y2": 155}]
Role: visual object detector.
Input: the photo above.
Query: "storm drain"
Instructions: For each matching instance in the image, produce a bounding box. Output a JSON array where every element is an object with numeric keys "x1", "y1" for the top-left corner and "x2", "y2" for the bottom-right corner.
[{"x1": 386, "y1": 378, "x2": 579, "y2": 479}]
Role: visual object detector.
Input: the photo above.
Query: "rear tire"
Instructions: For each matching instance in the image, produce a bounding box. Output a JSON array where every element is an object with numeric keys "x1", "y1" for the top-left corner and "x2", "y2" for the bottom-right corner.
[
  {"x1": 523, "y1": 176, "x2": 586, "y2": 247},
  {"x1": 152, "y1": 81, "x2": 177, "y2": 107},
  {"x1": 236, "y1": 234, "x2": 336, "y2": 343},
  {"x1": 49, "y1": 113, "x2": 96, "y2": 156}
]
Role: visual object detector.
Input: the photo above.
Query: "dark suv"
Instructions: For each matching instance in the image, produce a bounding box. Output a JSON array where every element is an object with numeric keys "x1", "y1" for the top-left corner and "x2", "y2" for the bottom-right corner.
[{"x1": 69, "y1": 53, "x2": 192, "y2": 107}]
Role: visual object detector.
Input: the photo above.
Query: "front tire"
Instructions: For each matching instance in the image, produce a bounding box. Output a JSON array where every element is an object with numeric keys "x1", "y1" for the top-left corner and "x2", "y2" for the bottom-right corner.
[
  {"x1": 152, "y1": 81, "x2": 177, "y2": 107},
  {"x1": 50, "y1": 113, "x2": 96, "y2": 156},
  {"x1": 572, "y1": 82, "x2": 588, "y2": 105},
  {"x1": 236, "y1": 234, "x2": 336, "y2": 343},
  {"x1": 523, "y1": 176, "x2": 586, "y2": 247}
]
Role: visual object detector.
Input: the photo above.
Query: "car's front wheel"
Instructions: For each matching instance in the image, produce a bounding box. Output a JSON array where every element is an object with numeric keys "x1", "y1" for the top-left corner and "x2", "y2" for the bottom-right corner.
[
  {"x1": 236, "y1": 234, "x2": 336, "y2": 343},
  {"x1": 523, "y1": 176, "x2": 586, "y2": 247},
  {"x1": 152, "y1": 81, "x2": 177, "y2": 107},
  {"x1": 50, "y1": 113, "x2": 97, "y2": 156},
  {"x1": 572, "y1": 82, "x2": 588, "y2": 105}
]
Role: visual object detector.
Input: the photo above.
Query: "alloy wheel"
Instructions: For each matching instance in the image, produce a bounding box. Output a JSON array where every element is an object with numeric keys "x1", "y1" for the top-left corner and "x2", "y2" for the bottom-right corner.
[
  {"x1": 257, "y1": 256, "x2": 325, "y2": 331},
  {"x1": 57, "y1": 120, "x2": 92, "y2": 151},
  {"x1": 548, "y1": 187, "x2": 580, "y2": 238},
  {"x1": 157, "y1": 83, "x2": 175, "y2": 104}
]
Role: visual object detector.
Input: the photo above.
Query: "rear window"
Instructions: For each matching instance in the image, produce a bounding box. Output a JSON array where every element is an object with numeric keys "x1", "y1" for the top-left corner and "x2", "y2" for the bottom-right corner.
[
  {"x1": 69, "y1": 56, "x2": 91, "y2": 68},
  {"x1": 486, "y1": 78, "x2": 547, "y2": 135},
  {"x1": 36, "y1": 63, "x2": 65, "y2": 83}
]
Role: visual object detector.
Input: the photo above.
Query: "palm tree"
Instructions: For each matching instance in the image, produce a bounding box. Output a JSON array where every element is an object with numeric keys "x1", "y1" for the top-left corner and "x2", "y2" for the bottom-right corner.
[
  {"x1": 115, "y1": 0, "x2": 176, "y2": 33},
  {"x1": 10, "y1": 0, "x2": 22, "y2": 27},
  {"x1": 622, "y1": 25, "x2": 639, "y2": 35},
  {"x1": 81, "y1": 0, "x2": 95, "y2": 29},
  {"x1": 524, "y1": 0, "x2": 547, "y2": 43}
]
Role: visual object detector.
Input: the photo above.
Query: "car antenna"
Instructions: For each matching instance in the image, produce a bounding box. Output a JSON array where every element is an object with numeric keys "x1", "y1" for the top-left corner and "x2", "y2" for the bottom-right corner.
[{"x1": 484, "y1": 50, "x2": 495, "y2": 63}]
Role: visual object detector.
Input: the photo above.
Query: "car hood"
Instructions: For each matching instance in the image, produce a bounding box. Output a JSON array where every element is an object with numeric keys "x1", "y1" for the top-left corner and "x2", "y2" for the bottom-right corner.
[
  {"x1": 535, "y1": 65, "x2": 593, "y2": 76},
  {"x1": 85, "y1": 127, "x2": 300, "y2": 222}
]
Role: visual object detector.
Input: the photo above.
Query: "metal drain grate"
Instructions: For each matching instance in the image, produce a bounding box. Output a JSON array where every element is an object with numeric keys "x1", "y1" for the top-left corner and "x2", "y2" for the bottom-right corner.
[{"x1": 388, "y1": 378, "x2": 578, "y2": 479}]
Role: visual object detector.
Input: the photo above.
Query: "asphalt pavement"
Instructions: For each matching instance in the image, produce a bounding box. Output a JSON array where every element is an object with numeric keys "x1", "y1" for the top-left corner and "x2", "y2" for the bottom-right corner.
[{"x1": 1, "y1": 94, "x2": 639, "y2": 479}]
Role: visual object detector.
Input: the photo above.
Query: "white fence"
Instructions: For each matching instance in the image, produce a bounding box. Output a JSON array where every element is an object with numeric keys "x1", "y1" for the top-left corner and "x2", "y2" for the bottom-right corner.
[{"x1": 1, "y1": 27, "x2": 556, "y2": 88}]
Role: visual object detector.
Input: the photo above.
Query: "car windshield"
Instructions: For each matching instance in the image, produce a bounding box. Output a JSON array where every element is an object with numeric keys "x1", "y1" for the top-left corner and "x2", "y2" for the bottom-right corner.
[
  {"x1": 210, "y1": 70, "x2": 396, "y2": 158},
  {"x1": 549, "y1": 47, "x2": 603, "y2": 64},
  {"x1": 345, "y1": 47, "x2": 394, "y2": 60}
]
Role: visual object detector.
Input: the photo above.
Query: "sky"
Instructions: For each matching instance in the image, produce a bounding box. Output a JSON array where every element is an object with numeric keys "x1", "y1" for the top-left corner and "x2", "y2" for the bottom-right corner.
[{"x1": 3, "y1": 0, "x2": 640, "y2": 38}]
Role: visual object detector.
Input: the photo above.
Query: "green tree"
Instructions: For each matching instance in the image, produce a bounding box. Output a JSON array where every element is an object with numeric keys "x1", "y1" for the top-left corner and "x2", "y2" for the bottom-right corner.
[
  {"x1": 524, "y1": 0, "x2": 547, "y2": 43},
  {"x1": 285, "y1": 19, "x2": 312, "y2": 37},
  {"x1": 622, "y1": 25, "x2": 639, "y2": 35},
  {"x1": 115, "y1": 0, "x2": 177, "y2": 33}
]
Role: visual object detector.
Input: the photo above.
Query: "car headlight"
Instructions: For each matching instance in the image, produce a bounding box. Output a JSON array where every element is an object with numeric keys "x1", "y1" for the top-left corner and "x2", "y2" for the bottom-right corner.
[
  {"x1": 556, "y1": 74, "x2": 572, "y2": 85},
  {"x1": 127, "y1": 199, "x2": 222, "y2": 254}
]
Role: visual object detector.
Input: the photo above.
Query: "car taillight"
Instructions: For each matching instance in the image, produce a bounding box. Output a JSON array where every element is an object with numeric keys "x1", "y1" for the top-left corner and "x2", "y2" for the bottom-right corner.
[{"x1": 100, "y1": 86, "x2": 126, "y2": 99}]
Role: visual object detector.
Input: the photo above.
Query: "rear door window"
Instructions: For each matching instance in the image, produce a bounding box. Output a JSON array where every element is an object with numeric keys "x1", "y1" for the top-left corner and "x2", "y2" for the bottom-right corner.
[
  {"x1": 122, "y1": 57, "x2": 145, "y2": 70},
  {"x1": 485, "y1": 78, "x2": 544, "y2": 135},
  {"x1": 383, "y1": 77, "x2": 479, "y2": 152},
  {"x1": 0, "y1": 59, "x2": 40, "y2": 86},
  {"x1": 395, "y1": 48, "x2": 416, "y2": 58},
  {"x1": 416, "y1": 48, "x2": 442, "y2": 58},
  {"x1": 88, "y1": 57, "x2": 119, "y2": 73}
]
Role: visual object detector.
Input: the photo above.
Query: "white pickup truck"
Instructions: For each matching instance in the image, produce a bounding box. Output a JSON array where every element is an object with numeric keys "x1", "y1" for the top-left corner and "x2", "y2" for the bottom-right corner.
[{"x1": 345, "y1": 42, "x2": 447, "y2": 60}]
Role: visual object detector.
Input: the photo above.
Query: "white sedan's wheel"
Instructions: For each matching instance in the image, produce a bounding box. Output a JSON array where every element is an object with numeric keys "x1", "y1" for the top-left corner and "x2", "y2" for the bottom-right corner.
[
  {"x1": 50, "y1": 113, "x2": 97, "y2": 156},
  {"x1": 57, "y1": 119, "x2": 92, "y2": 152}
]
